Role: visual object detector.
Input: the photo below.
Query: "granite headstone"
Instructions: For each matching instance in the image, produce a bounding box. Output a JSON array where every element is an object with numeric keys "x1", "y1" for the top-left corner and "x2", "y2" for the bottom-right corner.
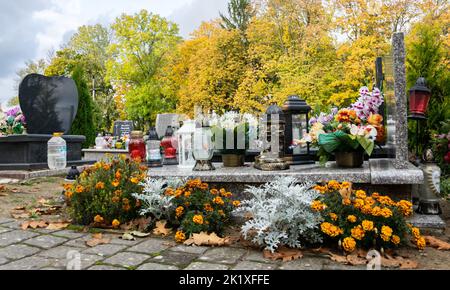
[
  {"x1": 156, "y1": 114, "x2": 180, "y2": 138},
  {"x1": 113, "y1": 121, "x2": 134, "y2": 138},
  {"x1": 19, "y1": 74, "x2": 78, "y2": 134}
]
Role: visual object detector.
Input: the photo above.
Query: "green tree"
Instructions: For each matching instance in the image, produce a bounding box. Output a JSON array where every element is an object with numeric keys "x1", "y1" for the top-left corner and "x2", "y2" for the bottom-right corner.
[
  {"x1": 106, "y1": 10, "x2": 181, "y2": 128},
  {"x1": 220, "y1": 0, "x2": 253, "y2": 32},
  {"x1": 70, "y1": 66, "x2": 96, "y2": 148},
  {"x1": 45, "y1": 24, "x2": 117, "y2": 132}
]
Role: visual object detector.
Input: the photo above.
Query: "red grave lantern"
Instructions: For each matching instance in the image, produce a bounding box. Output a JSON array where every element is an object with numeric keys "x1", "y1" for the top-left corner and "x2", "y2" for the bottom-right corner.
[{"x1": 409, "y1": 77, "x2": 431, "y2": 119}]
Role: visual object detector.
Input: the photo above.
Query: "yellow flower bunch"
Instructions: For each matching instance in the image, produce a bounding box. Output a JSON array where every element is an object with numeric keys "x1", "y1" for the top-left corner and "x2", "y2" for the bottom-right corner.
[
  {"x1": 381, "y1": 225, "x2": 393, "y2": 241},
  {"x1": 176, "y1": 206, "x2": 184, "y2": 218},
  {"x1": 313, "y1": 185, "x2": 328, "y2": 193},
  {"x1": 321, "y1": 222, "x2": 343, "y2": 237},
  {"x1": 311, "y1": 200, "x2": 327, "y2": 212},
  {"x1": 355, "y1": 190, "x2": 367, "y2": 199},
  {"x1": 175, "y1": 230, "x2": 186, "y2": 243},
  {"x1": 347, "y1": 215, "x2": 357, "y2": 223},
  {"x1": 192, "y1": 214, "x2": 204, "y2": 225},
  {"x1": 327, "y1": 180, "x2": 341, "y2": 190},
  {"x1": 112, "y1": 219, "x2": 120, "y2": 228},
  {"x1": 213, "y1": 196, "x2": 225, "y2": 206},
  {"x1": 396, "y1": 200, "x2": 413, "y2": 217},
  {"x1": 351, "y1": 225, "x2": 365, "y2": 240},
  {"x1": 361, "y1": 220, "x2": 374, "y2": 231},
  {"x1": 329, "y1": 213, "x2": 338, "y2": 221},
  {"x1": 342, "y1": 237, "x2": 356, "y2": 252}
]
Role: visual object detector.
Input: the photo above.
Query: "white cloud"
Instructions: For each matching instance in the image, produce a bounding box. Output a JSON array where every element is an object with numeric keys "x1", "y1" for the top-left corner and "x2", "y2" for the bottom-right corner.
[{"x1": 0, "y1": 0, "x2": 229, "y2": 106}]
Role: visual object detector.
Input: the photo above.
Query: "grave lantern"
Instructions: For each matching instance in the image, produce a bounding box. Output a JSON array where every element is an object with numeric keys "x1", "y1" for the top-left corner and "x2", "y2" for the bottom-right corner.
[
  {"x1": 128, "y1": 131, "x2": 146, "y2": 161},
  {"x1": 192, "y1": 119, "x2": 215, "y2": 171},
  {"x1": 161, "y1": 126, "x2": 178, "y2": 165},
  {"x1": 409, "y1": 77, "x2": 431, "y2": 119},
  {"x1": 254, "y1": 104, "x2": 290, "y2": 171},
  {"x1": 176, "y1": 120, "x2": 196, "y2": 169},
  {"x1": 282, "y1": 95, "x2": 314, "y2": 165},
  {"x1": 146, "y1": 127, "x2": 162, "y2": 168}
]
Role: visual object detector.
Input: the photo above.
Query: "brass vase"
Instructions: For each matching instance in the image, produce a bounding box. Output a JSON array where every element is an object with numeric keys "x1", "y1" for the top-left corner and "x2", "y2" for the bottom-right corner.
[
  {"x1": 335, "y1": 151, "x2": 364, "y2": 168},
  {"x1": 222, "y1": 154, "x2": 245, "y2": 167}
]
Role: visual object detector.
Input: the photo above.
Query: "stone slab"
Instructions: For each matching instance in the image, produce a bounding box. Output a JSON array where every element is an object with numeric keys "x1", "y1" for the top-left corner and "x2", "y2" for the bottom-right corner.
[
  {"x1": 23, "y1": 235, "x2": 68, "y2": 249},
  {"x1": 198, "y1": 247, "x2": 247, "y2": 265},
  {"x1": 137, "y1": 262, "x2": 179, "y2": 270},
  {"x1": 82, "y1": 244, "x2": 127, "y2": 257},
  {"x1": 370, "y1": 159, "x2": 423, "y2": 184},
  {"x1": 409, "y1": 214, "x2": 446, "y2": 229},
  {"x1": 88, "y1": 265, "x2": 126, "y2": 270},
  {"x1": 127, "y1": 238, "x2": 172, "y2": 255},
  {"x1": 184, "y1": 262, "x2": 229, "y2": 270},
  {"x1": 233, "y1": 261, "x2": 278, "y2": 270},
  {"x1": 103, "y1": 252, "x2": 151, "y2": 268},
  {"x1": 151, "y1": 251, "x2": 197, "y2": 267},
  {"x1": 0, "y1": 230, "x2": 39, "y2": 247},
  {"x1": 168, "y1": 245, "x2": 209, "y2": 255},
  {"x1": 151, "y1": 162, "x2": 371, "y2": 184},
  {"x1": 0, "y1": 164, "x2": 93, "y2": 180},
  {"x1": 0, "y1": 256, "x2": 57, "y2": 270},
  {"x1": 0, "y1": 244, "x2": 41, "y2": 260}
]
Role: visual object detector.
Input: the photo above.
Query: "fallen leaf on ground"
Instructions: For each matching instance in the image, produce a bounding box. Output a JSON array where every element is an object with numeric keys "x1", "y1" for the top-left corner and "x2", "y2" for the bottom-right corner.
[
  {"x1": 329, "y1": 253, "x2": 348, "y2": 264},
  {"x1": 184, "y1": 232, "x2": 231, "y2": 247},
  {"x1": 152, "y1": 220, "x2": 172, "y2": 236},
  {"x1": 86, "y1": 233, "x2": 110, "y2": 247},
  {"x1": 21, "y1": 220, "x2": 47, "y2": 230},
  {"x1": 121, "y1": 233, "x2": 136, "y2": 241},
  {"x1": 46, "y1": 222, "x2": 70, "y2": 230},
  {"x1": 10, "y1": 188, "x2": 20, "y2": 193},
  {"x1": 381, "y1": 255, "x2": 418, "y2": 269},
  {"x1": 120, "y1": 217, "x2": 151, "y2": 231},
  {"x1": 263, "y1": 247, "x2": 303, "y2": 262},
  {"x1": 11, "y1": 212, "x2": 29, "y2": 219},
  {"x1": 0, "y1": 185, "x2": 5, "y2": 191},
  {"x1": 13, "y1": 206, "x2": 26, "y2": 210},
  {"x1": 129, "y1": 231, "x2": 151, "y2": 238},
  {"x1": 0, "y1": 192, "x2": 8, "y2": 197},
  {"x1": 424, "y1": 236, "x2": 450, "y2": 250},
  {"x1": 346, "y1": 254, "x2": 367, "y2": 266}
]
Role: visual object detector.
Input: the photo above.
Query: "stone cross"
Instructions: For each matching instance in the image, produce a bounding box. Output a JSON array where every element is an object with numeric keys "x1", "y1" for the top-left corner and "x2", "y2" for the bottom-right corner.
[{"x1": 392, "y1": 32, "x2": 409, "y2": 169}]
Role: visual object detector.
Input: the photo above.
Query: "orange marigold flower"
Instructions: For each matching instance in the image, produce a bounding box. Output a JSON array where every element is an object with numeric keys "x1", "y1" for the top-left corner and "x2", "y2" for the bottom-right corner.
[
  {"x1": 355, "y1": 190, "x2": 367, "y2": 199},
  {"x1": 391, "y1": 235, "x2": 400, "y2": 245},
  {"x1": 329, "y1": 213, "x2": 338, "y2": 221},
  {"x1": 112, "y1": 180, "x2": 120, "y2": 188},
  {"x1": 123, "y1": 204, "x2": 131, "y2": 211},
  {"x1": 342, "y1": 237, "x2": 356, "y2": 252},
  {"x1": 371, "y1": 192, "x2": 380, "y2": 198},
  {"x1": 103, "y1": 164, "x2": 111, "y2": 171},
  {"x1": 204, "y1": 204, "x2": 213, "y2": 212},
  {"x1": 115, "y1": 170, "x2": 122, "y2": 180},
  {"x1": 95, "y1": 182, "x2": 105, "y2": 190},
  {"x1": 210, "y1": 189, "x2": 219, "y2": 195},
  {"x1": 381, "y1": 225, "x2": 393, "y2": 241},
  {"x1": 368, "y1": 114, "x2": 383, "y2": 126},
  {"x1": 63, "y1": 183, "x2": 74, "y2": 191},
  {"x1": 351, "y1": 225, "x2": 365, "y2": 240},
  {"x1": 64, "y1": 191, "x2": 73, "y2": 199},
  {"x1": 175, "y1": 231, "x2": 186, "y2": 243},
  {"x1": 112, "y1": 196, "x2": 120, "y2": 203},
  {"x1": 75, "y1": 185, "x2": 84, "y2": 193},
  {"x1": 122, "y1": 198, "x2": 130, "y2": 204},
  {"x1": 114, "y1": 190, "x2": 123, "y2": 197},
  {"x1": 361, "y1": 220, "x2": 374, "y2": 231},
  {"x1": 130, "y1": 177, "x2": 139, "y2": 184},
  {"x1": 174, "y1": 189, "x2": 183, "y2": 198},
  {"x1": 192, "y1": 215, "x2": 204, "y2": 225},
  {"x1": 313, "y1": 185, "x2": 328, "y2": 193},
  {"x1": 411, "y1": 227, "x2": 421, "y2": 240},
  {"x1": 347, "y1": 215, "x2": 357, "y2": 223},
  {"x1": 353, "y1": 198, "x2": 365, "y2": 209},
  {"x1": 341, "y1": 181, "x2": 352, "y2": 189},
  {"x1": 176, "y1": 206, "x2": 184, "y2": 218},
  {"x1": 327, "y1": 180, "x2": 341, "y2": 190},
  {"x1": 233, "y1": 200, "x2": 241, "y2": 207},
  {"x1": 320, "y1": 222, "x2": 343, "y2": 237},
  {"x1": 380, "y1": 207, "x2": 393, "y2": 218},
  {"x1": 165, "y1": 188, "x2": 174, "y2": 196},
  {"x1": 112, "y1": 219, "x2": 120, "y2": 228},
  {"x1": 342, "y1": 198, "x2": 351, "y2": 206},
  {"x1": 416, "y1": 236, "x2": 426, "y2": 250},
  {"x1": 184, "y1": 191, "x2": 191, "y2": 198},
  {"x1": 371, "y1": 206, "x2": 382, "y2": 216},
  {"x1": 94, "y1": 215, "x2": 104, "y2": 223},
  {"x1": 311, "y1": 200, "x2": 326, "y2": 211},
  {"x1": 218, "y1": 210, "x2": 225, "y2": 216},
  {"x1": 213, "y1": 196, "x2": 224, "y2": 206}
]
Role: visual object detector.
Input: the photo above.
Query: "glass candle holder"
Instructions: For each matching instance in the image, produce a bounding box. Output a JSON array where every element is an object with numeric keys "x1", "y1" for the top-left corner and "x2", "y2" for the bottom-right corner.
[
  {"x1": 128, "y1": 131, "x2": 146, "y2": 161},
  {"x1": 193, "y1": 122, "x2": 215, "y2": 171},
  {"x1": 146, "y1": 127, "x2": 162, "y2": 167}
]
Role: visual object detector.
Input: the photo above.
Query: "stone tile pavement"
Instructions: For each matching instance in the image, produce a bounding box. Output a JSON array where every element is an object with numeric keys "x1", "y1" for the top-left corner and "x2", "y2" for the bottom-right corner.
[{"x1": 0, "y1": 218, "x2": 360, "y2": 270}]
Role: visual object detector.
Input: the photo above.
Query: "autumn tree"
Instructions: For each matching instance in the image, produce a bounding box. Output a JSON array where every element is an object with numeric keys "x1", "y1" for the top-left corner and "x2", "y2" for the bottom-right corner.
[
  {"x1": 106, "y1": 10, "x2": 181, "y2": 128},
  {"x1": 45, "y1": 24, "x2": 115, "y2": 132}
]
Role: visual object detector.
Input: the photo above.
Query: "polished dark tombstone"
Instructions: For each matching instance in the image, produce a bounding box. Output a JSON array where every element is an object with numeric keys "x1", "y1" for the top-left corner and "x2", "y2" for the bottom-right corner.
[
  {"x1": 19, "y1": 74, "x2": 78, "y2": 134},
  {"x1": 0, "y1": 74, "x2": 90, "y2": 170}
]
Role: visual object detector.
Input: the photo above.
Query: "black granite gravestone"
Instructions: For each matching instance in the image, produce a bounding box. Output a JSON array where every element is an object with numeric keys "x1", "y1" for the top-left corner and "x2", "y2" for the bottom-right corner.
[
  {"x1": 0, "y1": 74, "x2": 91, "y2": 170},
  {"x1": 18, "y1": 74, "x2": 78, "y2": 134},
  {"x1": 113, "y1": 121, "x2": 134, "y2": 138}
]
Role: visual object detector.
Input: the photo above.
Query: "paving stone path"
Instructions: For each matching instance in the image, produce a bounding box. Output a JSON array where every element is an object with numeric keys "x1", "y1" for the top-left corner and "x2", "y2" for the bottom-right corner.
[{"x1": 0, "y1": 218, "x2": 363, "y2": 270}]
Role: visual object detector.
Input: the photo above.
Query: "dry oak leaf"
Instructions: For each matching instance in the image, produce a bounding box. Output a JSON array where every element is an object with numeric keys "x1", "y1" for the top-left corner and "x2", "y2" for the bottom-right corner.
[
  {"x1": 184, "y1": 232, "x2": 231, "y2": 247},
  {"x1": 263, "y1": 247, "x2": 303, "y2": 262},
  {"x1": 381, "y1": 256, "x2": 418, "y2": 269},
  {"x1": 329, "y1": 253, "x2": 348, "y2": 264},
  {"x1": 11, "y1": 212, "x2": 29, "y2": 219},
  {"x1": 21, "y1": 220, "x2": 47, "y2": 230},
  {"x1": 86, "y1": 233, "x2": 111, "y2": 247},
  {"x1": 424, "y1": 236, "x2": 450, "y2": 250},
  {"x1": 46, "y1": 222, "x2": 70, "y2": 230},
  {"x1": 346, "y1": 254, "x2": 368, "y2": 266},
  {"x1": 152, "y1": 220, "x2": 172, "y2": 236}
]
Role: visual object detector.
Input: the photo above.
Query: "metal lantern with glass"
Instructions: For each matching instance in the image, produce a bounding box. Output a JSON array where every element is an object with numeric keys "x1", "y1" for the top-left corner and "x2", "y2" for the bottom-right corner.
[
  {"x1": 146, "y1": 127, "x2": 162, "y2": 168},
  {"x1": 282, "y1": 95, "x2": 314, "y2": 165},
  {"x1": 161, "y1": 126, "x2": 178, "y2": 165},
  {"x1": 192, "y1": 118, "x2": 215, "y2": 171},
  {"x1": 254, "y1": 104, "x2": 290, "y2": 171},
  {"x1": 176, "y1": 120, "x2": 196, "y2": 169}
]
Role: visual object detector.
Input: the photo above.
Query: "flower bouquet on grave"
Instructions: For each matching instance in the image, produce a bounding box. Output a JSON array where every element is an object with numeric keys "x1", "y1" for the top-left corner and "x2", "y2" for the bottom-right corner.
[
  {"x1": 294, "y1": 87, "x2": 385, "y2": 167},
  {"x1": 210, "y1": 111, "x2": 257, "y2": 167},
  {"x1": 0, "y1": 106, "x2": 26, "y2": 136}
]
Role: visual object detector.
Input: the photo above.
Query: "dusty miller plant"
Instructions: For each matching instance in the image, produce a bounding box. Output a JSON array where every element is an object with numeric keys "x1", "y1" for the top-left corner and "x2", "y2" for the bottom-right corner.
[
  {"x1": 132, "y1": 177, "x2": 185, "y2": 220},
  {"x1": 234, "y1": 177, "x2": 323, "y2": 252}
]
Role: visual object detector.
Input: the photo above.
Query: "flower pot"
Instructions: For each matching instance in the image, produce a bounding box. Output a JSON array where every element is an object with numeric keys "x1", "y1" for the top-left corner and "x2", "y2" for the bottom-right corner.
[
  {"x1": 222, "y1": 154, "x2": 245, "y2": 167},
  {"x1": 335, "y1": 151, "x2": 364, "y2": 168}
]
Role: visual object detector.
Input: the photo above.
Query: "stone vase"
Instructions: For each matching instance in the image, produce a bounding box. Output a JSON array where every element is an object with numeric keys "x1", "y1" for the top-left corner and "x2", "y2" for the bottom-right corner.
[
  {"x1": 335, "y1": 151, "x2": 364, "y2": 168},
  {"x1": 222, "y1": 153, "x2": 245, "y2": 167}
]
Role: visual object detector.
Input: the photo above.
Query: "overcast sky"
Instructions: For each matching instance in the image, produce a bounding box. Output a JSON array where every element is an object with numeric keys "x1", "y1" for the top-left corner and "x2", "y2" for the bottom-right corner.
[{"x1": 0, "y1": 0, "x2": 229, "y2": 107}]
